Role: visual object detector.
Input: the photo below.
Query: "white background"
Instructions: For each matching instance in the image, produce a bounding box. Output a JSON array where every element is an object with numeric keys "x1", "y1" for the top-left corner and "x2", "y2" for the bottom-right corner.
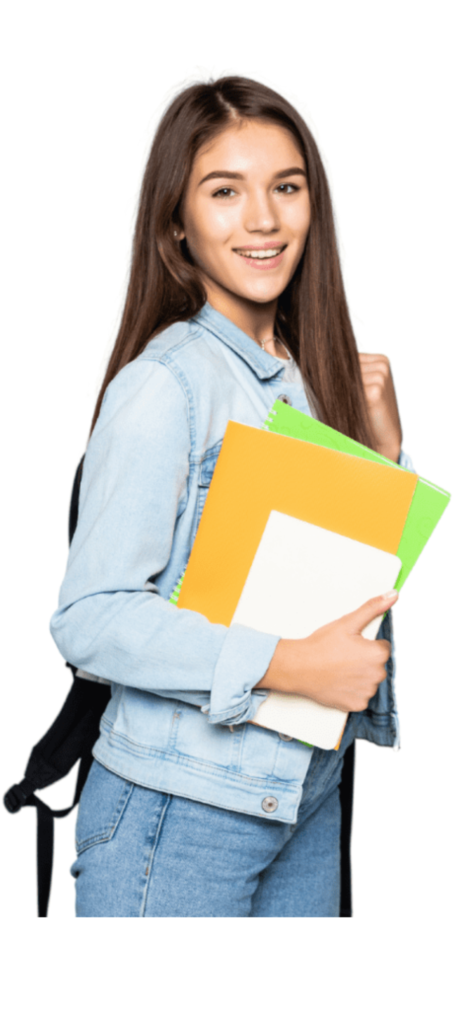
[{"x1": 1, "y1": 0, "x2": 453, "y2": 1018}]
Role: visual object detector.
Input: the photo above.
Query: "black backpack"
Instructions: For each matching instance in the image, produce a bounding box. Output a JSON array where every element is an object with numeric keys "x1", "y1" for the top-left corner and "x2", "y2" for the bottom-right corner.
[
  {"x1": 4, "y1": 456, "x2": 109, "y2": 916},
  {"x1": 3, "y1": 457, "x2": 356, "y2": 917}
]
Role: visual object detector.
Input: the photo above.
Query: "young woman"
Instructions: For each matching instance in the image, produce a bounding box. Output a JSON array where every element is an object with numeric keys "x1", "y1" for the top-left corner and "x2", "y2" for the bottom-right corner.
[{"x1": 50, "y1": 76, "x2": 414, "y2": 917}]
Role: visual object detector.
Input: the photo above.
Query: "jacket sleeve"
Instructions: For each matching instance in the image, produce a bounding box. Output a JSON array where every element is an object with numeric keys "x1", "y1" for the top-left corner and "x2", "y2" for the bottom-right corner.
[{"x1": 49, "y1": 357, "x2": 279, "y2": 727}]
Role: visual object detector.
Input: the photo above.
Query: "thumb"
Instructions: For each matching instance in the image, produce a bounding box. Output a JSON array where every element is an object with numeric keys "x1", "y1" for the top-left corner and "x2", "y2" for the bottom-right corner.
[{"x1": 342, "y1": 590, "x2": 399, "y2": 635}]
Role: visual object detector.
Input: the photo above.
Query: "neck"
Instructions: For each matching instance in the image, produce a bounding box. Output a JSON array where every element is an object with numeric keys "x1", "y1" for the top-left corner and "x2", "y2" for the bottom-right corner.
[
  {"x1": 203, "y1": 280, "x2": 274, "y2": 344},
  {"x1": 203, "y1": 279, "x2": 288, "y2": 357}
]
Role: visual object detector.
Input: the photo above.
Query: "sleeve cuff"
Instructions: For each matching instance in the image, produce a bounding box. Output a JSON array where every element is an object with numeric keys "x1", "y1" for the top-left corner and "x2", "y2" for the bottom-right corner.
[
  {"x1": 201, "y1": 623, "x2": 281, "y2": 726},
  {"x1": 398, "y1": 448, "x2": 416, "y2": 473}
]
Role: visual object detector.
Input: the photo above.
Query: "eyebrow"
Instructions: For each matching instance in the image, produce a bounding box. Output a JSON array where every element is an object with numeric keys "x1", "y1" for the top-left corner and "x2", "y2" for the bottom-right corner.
[{"x1": 198, "y1": 166, "x2": 306, "y2": 186}]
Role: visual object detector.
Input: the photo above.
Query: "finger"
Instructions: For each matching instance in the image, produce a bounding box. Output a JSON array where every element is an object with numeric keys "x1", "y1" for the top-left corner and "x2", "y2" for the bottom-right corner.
[
  {"x1": 360, "y1": 369, "x2": 388, "y2": 383},
  {"x1": 358, "y1": 352, "x2": 390, "y2": 365},
  {"x1": 341, "y1": 590, "x2": 399, "y2": 634}
]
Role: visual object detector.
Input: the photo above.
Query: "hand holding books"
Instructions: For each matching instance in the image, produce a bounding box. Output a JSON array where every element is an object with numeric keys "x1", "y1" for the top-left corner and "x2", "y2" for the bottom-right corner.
[
  {"x1": 173, "y1": 410, "x2": 450, "y2": 748},
  {"x1": 253, "y1": 588, "x2": 399, "y2": 714}
]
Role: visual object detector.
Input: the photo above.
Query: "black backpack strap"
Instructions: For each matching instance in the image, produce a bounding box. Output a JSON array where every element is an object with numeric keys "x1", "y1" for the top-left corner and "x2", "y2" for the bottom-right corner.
[
  {"x1": 4, "y1": 674, "x2": 110, "y2": 915},
  {"x1": 6, "y1": 749, "x2": 93, "y2": 917},
  {"x1": 33, "y1": 751, "x2": 93, "y2": 917},
  {"x1": 69, "y1": 454, "x2": 85, "y2": 544},
  {"x1": 339, "y1": 739, "x2": 355, "y2": 917}
]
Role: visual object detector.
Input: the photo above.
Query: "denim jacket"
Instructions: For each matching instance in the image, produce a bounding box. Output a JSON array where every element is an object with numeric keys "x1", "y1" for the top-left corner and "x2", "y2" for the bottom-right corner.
[{"x1": 50, "y1": 303, "x2": 415, "y2": 824}]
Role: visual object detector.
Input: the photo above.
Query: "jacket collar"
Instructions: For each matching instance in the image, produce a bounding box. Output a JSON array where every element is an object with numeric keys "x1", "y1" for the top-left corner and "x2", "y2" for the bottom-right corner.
[{"x1": 192, "y1": 302, "x2": 286, "y2": 381}]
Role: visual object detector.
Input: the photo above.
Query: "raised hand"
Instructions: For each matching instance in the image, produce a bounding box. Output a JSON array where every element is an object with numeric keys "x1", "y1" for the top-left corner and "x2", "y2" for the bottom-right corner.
[{"x1": 358, "y1": 352, "x2": 402, "y2": 463}]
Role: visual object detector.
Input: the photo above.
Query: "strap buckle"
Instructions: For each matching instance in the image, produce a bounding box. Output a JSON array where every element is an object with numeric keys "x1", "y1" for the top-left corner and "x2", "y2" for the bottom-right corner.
[{"x1": 4, "y1": 782, "x2": 32, "y2": 813}]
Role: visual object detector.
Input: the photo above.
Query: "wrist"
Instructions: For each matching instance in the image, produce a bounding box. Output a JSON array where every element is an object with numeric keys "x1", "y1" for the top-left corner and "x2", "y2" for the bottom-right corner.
[{"x1": 253, "y1": 638, "x2": 305, "y2": 695}]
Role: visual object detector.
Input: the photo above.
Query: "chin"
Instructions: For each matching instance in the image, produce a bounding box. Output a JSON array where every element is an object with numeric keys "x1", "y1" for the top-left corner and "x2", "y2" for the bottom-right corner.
[{"x1": 240, "y1": 286, "x2": 285, "y2": 305}]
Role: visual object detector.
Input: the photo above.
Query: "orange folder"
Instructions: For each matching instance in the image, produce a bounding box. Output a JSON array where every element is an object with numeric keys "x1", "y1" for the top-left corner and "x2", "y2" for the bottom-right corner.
[{"x1": 178, "y1": 421, "x2": 418, "y2": 626}]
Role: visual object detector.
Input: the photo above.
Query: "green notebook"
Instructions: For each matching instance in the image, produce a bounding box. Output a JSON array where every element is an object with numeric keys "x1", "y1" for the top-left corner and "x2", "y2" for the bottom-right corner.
[{"x1": 263, "y1": 400, "x2": 451, "y2": 590}]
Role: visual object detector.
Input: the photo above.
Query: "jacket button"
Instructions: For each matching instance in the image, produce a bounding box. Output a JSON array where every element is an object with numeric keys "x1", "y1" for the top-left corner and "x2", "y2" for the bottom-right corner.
[
  {"x1": 277, "y1": 394, "x2": 292, "y2": 405},
  {"x1": 279, "y1": 733, "x2": 293, "y2": 742},
  {"x1": 262, "y1": 796, "x2": 279, "y2": 813}
]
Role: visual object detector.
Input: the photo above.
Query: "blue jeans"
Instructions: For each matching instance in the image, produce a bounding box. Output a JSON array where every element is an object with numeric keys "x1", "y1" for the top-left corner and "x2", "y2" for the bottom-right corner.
[{"x1": 71, "y1": 716, "x2": 356, "y2": 917}]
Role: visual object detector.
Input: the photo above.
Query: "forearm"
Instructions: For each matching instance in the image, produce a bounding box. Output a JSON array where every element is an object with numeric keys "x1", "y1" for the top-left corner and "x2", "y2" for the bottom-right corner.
[
  {"x1": 253, "y1": 638, "x2": 303, "y2": 695},
  {"x1": 252, "y1": 637, "x2": 325, "y2": 704}
]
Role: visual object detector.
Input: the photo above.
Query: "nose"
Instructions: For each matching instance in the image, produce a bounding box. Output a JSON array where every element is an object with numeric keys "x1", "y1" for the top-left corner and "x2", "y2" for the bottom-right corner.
[{"x1": 243, "y1": 188, "x2": 280, "y2": 234}]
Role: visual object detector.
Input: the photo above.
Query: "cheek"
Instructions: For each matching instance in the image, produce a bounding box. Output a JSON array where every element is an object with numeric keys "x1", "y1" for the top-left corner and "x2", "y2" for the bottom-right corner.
[
  {"x1": 186, "y1": 204, "x2": 235, "y2": 256},
  {"x1": 292, "y1": 209, "x2": 311, "y2": 244},
  {"x1": 284, "y1": 196, "x2": 311, "y2": 243},
  {"x1": 201, "y1": 208, "x2": 235, "y2": 248}
]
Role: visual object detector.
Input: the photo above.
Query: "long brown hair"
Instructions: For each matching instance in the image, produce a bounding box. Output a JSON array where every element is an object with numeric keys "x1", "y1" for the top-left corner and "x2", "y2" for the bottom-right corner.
[{"x1": 90, "y1": 76, "x2": 376, "y2": 450}]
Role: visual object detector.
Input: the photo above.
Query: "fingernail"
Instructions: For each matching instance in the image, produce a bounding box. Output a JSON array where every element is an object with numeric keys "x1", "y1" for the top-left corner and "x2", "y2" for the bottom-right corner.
[{"x1": 382, "y1": 589, "x2": 398, "y2": 601}]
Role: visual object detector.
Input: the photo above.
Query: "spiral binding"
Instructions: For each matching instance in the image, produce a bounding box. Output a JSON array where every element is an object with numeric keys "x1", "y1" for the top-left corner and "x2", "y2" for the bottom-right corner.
[
  {"x1": 262, "y1": 407, "x2": 278, "y2": 431},
  {"x1": 169, "y1": 567, "x2": 187, "y2": 605}
]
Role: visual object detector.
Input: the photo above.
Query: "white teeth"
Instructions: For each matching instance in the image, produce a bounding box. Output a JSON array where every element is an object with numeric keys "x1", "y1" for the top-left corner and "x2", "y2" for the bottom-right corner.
[{"x1": 237, "y1": 248, "x2": 283, "y2": 259}]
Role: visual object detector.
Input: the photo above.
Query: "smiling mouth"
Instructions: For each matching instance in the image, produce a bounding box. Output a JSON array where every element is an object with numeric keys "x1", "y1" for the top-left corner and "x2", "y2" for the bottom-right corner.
[{"x1": 233, "y1": 245, "x2": 287, "y2": 260}]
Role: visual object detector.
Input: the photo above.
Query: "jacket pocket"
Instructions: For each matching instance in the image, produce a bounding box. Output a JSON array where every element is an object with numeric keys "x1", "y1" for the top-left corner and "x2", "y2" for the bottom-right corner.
[{"x1": 75, "y1": 758, "x2": 134, "y2": 854}]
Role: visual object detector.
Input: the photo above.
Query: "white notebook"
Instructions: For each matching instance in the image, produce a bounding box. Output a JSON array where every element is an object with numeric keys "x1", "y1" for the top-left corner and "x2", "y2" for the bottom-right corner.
[{"x1": 231, "y1": 511, "x2": 402, "y2": 749}]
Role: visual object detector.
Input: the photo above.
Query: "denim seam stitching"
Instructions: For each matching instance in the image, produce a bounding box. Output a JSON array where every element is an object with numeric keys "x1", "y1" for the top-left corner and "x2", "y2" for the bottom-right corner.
[
  {"x1": 138, "y1": 322, "x2": 204, "y2": 367},
  {"x1": 139, "y1": 794, "x2": 173, "y2": 917},
  {"x1": 133, "y1": 353, "x2": 195, "y2": 479},
  {"x1": 93, "y1": 749, "x2": 302, "y2": 791},
  {"x1": 76, "y1": 777, "x2": 135, "y2": 854},
  {"x1": 92, "y1": 755, "x2": 299, "y2": 824}
]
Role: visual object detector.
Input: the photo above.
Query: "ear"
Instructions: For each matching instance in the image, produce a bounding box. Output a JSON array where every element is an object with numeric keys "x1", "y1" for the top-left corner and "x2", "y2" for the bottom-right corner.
[{"x1": 173, "y1": 226, "x2": 185, "y2": 242}]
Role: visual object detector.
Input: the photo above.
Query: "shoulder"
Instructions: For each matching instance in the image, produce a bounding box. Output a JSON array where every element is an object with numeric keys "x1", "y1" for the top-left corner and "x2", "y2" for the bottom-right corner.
[
  {"x1": 139, "y1": 319, "x2": 200, "y2": 363},
  {"x1": 94, "y1": 317, "x2": 228, "y2": 448},
  {"x1": 103, "y1": 319, "x2": 215, "y2": 399},
  {"x1": 102, "y1": 319, "x2": 204, "y2": 408},
  {"x1": 94, "y1": 335, "x2": 195, "y2": 445},
  {"x1": 139, "y1": 317, "x2": 228, "y2": 384}
]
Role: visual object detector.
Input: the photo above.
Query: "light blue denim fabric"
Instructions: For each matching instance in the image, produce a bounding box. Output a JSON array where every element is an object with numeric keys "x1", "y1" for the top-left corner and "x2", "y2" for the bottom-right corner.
[
  {"x1": 50, "y1": 302, "x2": 415, "y2": 825},
  {"x1": 71, "y1": 711, "x2": 358, "y2": 917}
]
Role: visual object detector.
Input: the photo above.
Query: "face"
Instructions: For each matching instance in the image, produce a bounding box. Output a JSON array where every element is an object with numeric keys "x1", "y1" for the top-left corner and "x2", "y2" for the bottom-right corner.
[{"x1": 178, "y1": 119, "x2": 311, "y2": 316}]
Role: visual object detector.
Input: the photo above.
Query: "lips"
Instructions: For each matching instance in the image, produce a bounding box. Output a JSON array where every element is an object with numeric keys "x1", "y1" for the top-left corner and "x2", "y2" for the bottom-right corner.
[
  {"x1": 233, "y1": 244, "x2": 287, "y2": 269},
  {"x1": 234, "y1": 244, "x2": 286, "y2": 259}
]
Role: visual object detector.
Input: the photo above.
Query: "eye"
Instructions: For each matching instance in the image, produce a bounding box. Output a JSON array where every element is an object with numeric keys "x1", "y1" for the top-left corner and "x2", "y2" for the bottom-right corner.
[
  {"x1": 274, "y1": 183, "x2": 300, "y2": 194},
  {"x1": 212, "y1": 187, "x2": 237, "y2": 198}
]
